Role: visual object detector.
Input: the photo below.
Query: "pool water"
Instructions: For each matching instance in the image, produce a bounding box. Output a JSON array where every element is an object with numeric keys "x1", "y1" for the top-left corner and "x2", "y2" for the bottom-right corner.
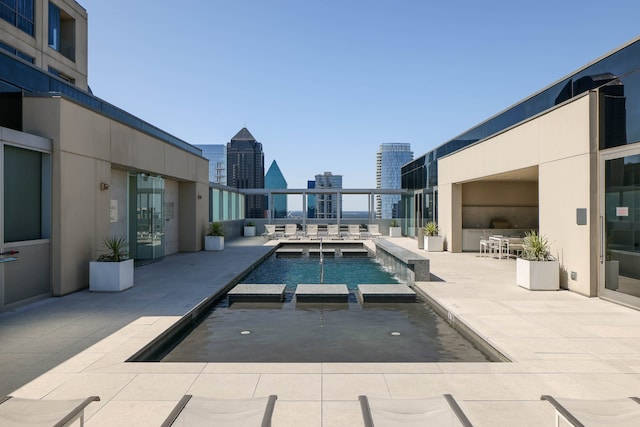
[{"x1": 161, "y1": 254, "x2": 492, "y2": 363}]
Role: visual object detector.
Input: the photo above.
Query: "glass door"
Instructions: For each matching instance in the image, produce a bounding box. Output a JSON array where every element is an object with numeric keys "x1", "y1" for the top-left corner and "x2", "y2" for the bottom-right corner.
[
  {"x1": 130, "y1": 173, "x2": 164, "y2": 263},
  {"x1": 600, "y1": 147, "x2": 640, "y2": 306}
]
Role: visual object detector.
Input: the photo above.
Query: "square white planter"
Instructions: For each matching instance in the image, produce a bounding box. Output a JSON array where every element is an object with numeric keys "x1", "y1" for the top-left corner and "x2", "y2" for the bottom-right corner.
[
  {"x1": 424, "y1": 235, "x2": 444, "y2": 252},
  {"x1": 89, "y1": 259, "x2": 134, "y2": 292},
  {"x1": 205, "y1": 236, "x2": 224, "y2": 251},
  {"x1": 244, "y1": 226, "x2": 256, "y2": 237},
  {"x1": 516, "y1": 258, "x2": 559, "y2": 290},
  {"x1": 389, "y1": 227, "x2": 402, "y2": 237}
]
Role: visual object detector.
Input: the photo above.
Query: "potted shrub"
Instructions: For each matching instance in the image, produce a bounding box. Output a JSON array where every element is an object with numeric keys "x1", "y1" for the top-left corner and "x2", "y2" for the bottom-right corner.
[
  {"x1": 205, "y1": 222, "x2": 224, "y2": 251},
  {"x1": 389, "y1": 219, "x2": 402, "y2": 237},
  {"x1": 89, "y1": 236, "x2": 134, "y2": 292},
  {"x1": 516, "y1": 231, "x2": 559, "y2": 290},
  {"x1": 423, "y1": 221, "x2": 444, "y2": 252},
  {"x1": 244, "y1": 221, "x2": 256, "y2": 237}
]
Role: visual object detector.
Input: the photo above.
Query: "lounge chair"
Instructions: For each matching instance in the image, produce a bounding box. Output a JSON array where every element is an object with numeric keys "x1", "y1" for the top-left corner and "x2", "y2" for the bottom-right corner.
[
  {"x1": 284, "y1": 224, "x2": 299, "y2": 239},
  {"x1": 348, "y1": 224, "x2": 362, "y2": 239},
  {"x1": 540, "y1": 395, "x2": 640, "y2": 427},
  {"x1": 305, "y1": 224, "x2": 318, "y2": 239},
  {"x1": 161, "y1": 394, "x2": 277, "y2": 427},
  {"x1": 359, "y1": 394, "x2": 473, "y2": 427},
  {"x1": 327, "y1": 224, "x2": 340, "y2": 239},
  {"x1": 367, "y1": 224, "x2": 382, "y2": 238},
  {"x1": 262, "y1": 224, "x2": 276, "y2": 240},
  {"x1": 0, "y1": 395, "x2": 100, "y2": 427}
]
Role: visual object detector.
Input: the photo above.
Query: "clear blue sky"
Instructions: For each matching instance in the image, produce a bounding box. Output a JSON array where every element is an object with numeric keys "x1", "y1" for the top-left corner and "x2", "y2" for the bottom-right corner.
[{"x1": 81, "y1": 0, "x2": 639, "y2": 210}]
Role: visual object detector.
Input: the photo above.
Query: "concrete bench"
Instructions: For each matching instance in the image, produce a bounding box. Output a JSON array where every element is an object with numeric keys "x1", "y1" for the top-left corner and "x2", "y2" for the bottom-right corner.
[
  {"x1": 294, "y1": 284, "x2": 349, "y2": 303},
  {"x1": 356, "y1": 284, "x2": 416, "y2": 303},
  {"x1": 228, "y1": 284, "x2": 287, "y2": 303}
]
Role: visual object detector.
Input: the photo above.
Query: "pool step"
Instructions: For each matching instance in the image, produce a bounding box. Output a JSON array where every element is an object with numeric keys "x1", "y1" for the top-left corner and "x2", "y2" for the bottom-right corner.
[
  {"x1": 295, "y1": 284, "x2": 349, "y2": 303},
  {"x1": 340, "y1": 248, "x2": 370, "y2": 257},
  {"x1": 308, "y1": 248, "x2": 336, "y2": 257},
  {"x1": 228, "y1": 284, "x2": 287, "y2": 303},
  {"x1": 356, "y1": 284, "x2": 416, "y2": 303},
  {"x1": 276, "y1": 248, "x2": 304, "y2": 257}
]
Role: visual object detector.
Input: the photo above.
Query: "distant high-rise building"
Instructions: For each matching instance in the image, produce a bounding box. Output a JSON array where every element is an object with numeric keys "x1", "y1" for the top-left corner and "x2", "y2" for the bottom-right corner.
[
  {"x1": 265, "y1": 160, "x2": 287, "y2": 218},
  {"x1": 195, "y1": 144, "x2": 226, "y2": 184},
  {"x1": 376, "y1": 143, "x2": 413, "y2": 219},
  {"x1": 227, "y1": 128, "x2": 264, "y2": 218},
  {"x1": 307, "y1": 180, "x2": 316, "y2": 218},
  {"x1": 314, "y1": 172, "x2": 342, "y2": 219}
]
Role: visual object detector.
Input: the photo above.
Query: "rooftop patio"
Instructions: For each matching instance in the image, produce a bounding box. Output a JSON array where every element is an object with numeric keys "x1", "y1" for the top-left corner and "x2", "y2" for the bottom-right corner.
[{"x1": 1, "y1": 237, "x2": 640, "y2": 426}]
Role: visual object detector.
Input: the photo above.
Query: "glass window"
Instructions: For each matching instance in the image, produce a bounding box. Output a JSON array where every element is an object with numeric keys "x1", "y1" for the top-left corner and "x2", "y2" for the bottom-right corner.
[
  {"x1": 48, "y1": 2, "x2": 60, "y2": 50},
  {"x1": 48, "y1": 2, "x2": 75, "y2": 61},
  {"x1": 211, "y1": 189, "x2": 220, "y2": 221},
  {"x1": 0, "y1": 0, "x2": 34, "y2": 35},
  {"x1": 4, "y1": 145, "x2": 42, "y2": 242}
]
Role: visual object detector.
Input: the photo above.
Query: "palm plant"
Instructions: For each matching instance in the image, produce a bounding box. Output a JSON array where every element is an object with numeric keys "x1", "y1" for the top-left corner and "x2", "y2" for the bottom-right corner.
[
  {"x1": 423, "y1": 221, "x2": 439, "y2": 236},
  {"x1": 97, "y1": 236, "x2": 129, "y2": 262},
  {"x1": 206, "y1": 222, "x2": 224, "y2": 237},
  {"x1": 521, "y1": 230, "x2": 554, "y2": 261}
]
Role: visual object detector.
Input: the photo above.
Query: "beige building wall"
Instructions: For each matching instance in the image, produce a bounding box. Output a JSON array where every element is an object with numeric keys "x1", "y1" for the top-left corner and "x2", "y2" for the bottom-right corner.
[
  {"x1": 22, "y1": 96, "x2": 209, "y2": 296},
  {"x1": 438, "y1": 93, "x2": 597, "y2": 295},
  {"x1": 0, "y1": 0, "x2": 88, "y2": 90}
]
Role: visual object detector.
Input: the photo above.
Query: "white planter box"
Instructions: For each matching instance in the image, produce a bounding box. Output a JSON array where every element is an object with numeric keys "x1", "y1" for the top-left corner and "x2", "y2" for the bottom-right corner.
[
  {"x1": 424, "y1": 235, "x2": 444, "y2": 252},
  {"x1": 244, "y1": 226, "x2": 256, "y2": 237},
  {"x1": 205, "y1": 236, "x2": 224, "y2": 251},
  {"x1": 389, "y1": 227, "x2": 402, "y2": 237},
  {"x1": 90, "y1": 259, "x2": 134, "y2": 292},
  {"x1": 516, "y1": 258, "x2": 559, "y2": 290}
]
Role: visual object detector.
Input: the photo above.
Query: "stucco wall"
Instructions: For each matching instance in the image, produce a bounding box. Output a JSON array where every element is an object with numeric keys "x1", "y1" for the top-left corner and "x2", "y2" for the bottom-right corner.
[
  {"x1": 438, "y1": 93, "x2": 597, "y2": 295},
  {"x1": 22, "y1": 96, "x2": 208, "y2": 295}
]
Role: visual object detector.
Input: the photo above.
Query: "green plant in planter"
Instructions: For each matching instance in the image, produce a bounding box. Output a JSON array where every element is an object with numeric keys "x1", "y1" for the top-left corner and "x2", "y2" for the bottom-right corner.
[
  {"x1": 206, "y1": 222, "x2": 224, "y2": 237},
  {"x1": 390, "y1": 219, "x2": 398, "y2": 227},
  {"x1": 97, "y1": 236, "x2": 129, "y2": 262},
  {"x1": 423, "y1": 221, "x2": 439, "y2": 236},
  {"x1": 521, "y1": 230, "x2": 554, "y2": 261},
  {"x1": 246, "y1": 221, "x2": 255, "y2": 227}
]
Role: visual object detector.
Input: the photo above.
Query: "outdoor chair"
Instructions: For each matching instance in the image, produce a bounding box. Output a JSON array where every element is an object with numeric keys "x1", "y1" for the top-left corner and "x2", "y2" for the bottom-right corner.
[
  {"x1": 0, "y1": 395, "x2": 100, "y2": 427},
  {"x1": 262, "y1": 224, "x2": 276, "y2": 240},
  {"x1": 161, "y1": 394, "x2": 277, "y2": 427},
  {"x1": 348, "y1": 224, "x2": 362, "y2": 239},
  {"x1": 541, "y1": 395, "x2": 640, "y2": 427},
  {"x1": 367, "y1": 224, "x2": 382, "y2": 238},
  {"x1": 327, "y1": 224, "x2": 340, "y2": 239},
  {"x1": 359, "y1": 394, "x2": 473, "y2": 427},
  {"x1": 284, "y1": 224, "x2": 299, "y2": 239},
  {"x1": 305, "y1": 224, "x2": 319, "y2": 239}
]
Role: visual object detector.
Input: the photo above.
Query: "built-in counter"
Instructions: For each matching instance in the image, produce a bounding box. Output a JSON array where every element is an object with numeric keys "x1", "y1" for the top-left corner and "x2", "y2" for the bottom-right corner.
[{"x1": 462, "y1": 229, "x2": 529, "y2": 252}]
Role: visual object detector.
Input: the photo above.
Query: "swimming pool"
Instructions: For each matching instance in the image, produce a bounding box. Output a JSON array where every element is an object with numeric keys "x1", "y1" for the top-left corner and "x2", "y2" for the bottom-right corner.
[{"x1": 160, "y1": 253, "x2": 493, "y2": 363}]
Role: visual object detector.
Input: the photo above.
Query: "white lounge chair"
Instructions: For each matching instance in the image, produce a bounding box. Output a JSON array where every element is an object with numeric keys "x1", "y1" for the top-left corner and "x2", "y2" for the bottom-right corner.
[
  {"x1": 327, "y1": 224, "x2": 340, "y2": 239},
  {"x1": 541, "y1": 395, "x2": 640, "y2": 427},
  {"x1": 262, "y1": 224, "x2": 276, "y2": 240},
  {"x1": 162, "y1": 395, "x2": 277, "y2": 427},
  {"x1": 305, "y1": 224, "x2": 318, "y2": 239},
  {"x1": 359, "y1": 394, "x2": 473, "y2": 427},
  {"x1": 348, "y1": 224, "x2": 362, "y2": 239},
  {"x1": 284, "y1": 224, "x2": 299, "y2": 239},
  {"x1": 0, "y1": 395, "x2": 100, "y2": 427},
  {"x1": 367, "y1": 224, "x2": 382, "y2": 238}
]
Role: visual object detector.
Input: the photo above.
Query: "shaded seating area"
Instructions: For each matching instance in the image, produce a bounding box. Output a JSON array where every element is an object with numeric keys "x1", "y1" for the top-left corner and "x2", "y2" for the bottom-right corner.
[
  {"x1": 0, "y1": 395, "x2": 100, "y2": 427},
  {"x1": 540, "y1": 395, "x2": 640, "y2": 427},
  {"x1": 162, "y1": 394, "x2": 277, "y2": 427},
  {"x1": 480, "y1": 235, "x2": 524, "y2": 259},
  {"x1": 359, "y1": 394, "x2": 473, "y2": 426}
]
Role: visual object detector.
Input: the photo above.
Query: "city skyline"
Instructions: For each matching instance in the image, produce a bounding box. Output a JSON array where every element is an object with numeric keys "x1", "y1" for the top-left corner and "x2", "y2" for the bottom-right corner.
[{"x1": 82, "y1": 0, "x2": 640, "y2": 210}]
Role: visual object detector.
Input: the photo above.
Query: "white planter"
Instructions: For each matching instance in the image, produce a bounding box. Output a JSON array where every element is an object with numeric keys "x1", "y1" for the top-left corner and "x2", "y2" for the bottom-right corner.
[
  {"x1": 205, "y1": 235, "x2": 224, "y2": 251},
  {"x1": 605, "y1": 260, "x2": 619, "y2": 290},
  {"x1": 424, "y1": 235, "x2": 444, "y2": 252},
  {"x1": 389, "y1": 227, "x2": 402, "y2": 237},
  {"x1": 244, "y1": 226, "x2": 256, "y2": 237},
  {"x1": 90, "y1": 259, "x2": 134, "y2": 292},
  {"x1": 516, "y1": 258, "x2": 559, "y2": 290}
]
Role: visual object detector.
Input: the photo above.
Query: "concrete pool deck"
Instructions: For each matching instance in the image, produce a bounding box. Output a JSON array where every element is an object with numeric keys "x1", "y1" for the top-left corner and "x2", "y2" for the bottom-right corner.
[{"x1": 1, "y1": 237, "x2": 640, "y2": 426}]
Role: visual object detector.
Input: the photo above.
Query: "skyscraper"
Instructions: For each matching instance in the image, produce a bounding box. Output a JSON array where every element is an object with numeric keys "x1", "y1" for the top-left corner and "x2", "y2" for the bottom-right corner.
[
  {"x1": 194, "y1": 144, "x2": 226, "y2": 184},
  {"x1": 314, "y1": 172, "x2": 342, "y2": 219},
  {"x1": 227, "y1": 128, "x2": 265, "y2": 218},
  {"x1": 265, "y1": 160, "x2": 288, "y2": 218},
  {"x1": 376, "y1": 143, "x2": 413, "y2": 219}
]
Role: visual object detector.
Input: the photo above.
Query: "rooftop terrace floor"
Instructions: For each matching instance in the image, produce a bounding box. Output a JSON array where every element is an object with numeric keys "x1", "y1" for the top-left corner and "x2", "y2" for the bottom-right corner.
[{"x1": 1, "y1": 237, "x2": 639, "y2": 426}]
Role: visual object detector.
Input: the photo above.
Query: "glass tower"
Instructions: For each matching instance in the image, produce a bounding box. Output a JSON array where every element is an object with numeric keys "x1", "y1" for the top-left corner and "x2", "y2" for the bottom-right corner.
[
  {"x1": 195, "y1": 144, "x2": 226, "y2": 184},
  {"x1": 376, "y1": 143, "x2": 413, "y2": 219},
  {"x1": 314, "y1": 172, "x2": 342, "y2": 219},
  {"x1": 226, "y1": 128, "x2": 265, "y2": 218},
  {"x1": 265, "y1": 160, "x2": 287, "y2": 218}
]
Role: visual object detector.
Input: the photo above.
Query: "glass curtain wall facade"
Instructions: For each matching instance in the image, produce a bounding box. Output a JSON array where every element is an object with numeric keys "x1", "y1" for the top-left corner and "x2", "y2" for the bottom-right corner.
[
  {"x1": 264, "y1": 160, "x2": 287, "y2": 218},
  {"x1": 402, "y1": 39, "x2": 640, "y2": 231},
  {"x1": 314, "y1": 172, "x2": 342, "y2": 219},
  {"x1": 209, "y1": 185, "x2": 245, "y2": 222},
  {"x1": 0, "y1": 0, "x2": 34, "y2": 35},
  {"x1": 226, "y1": 128, "x2": 264, "y2": 219},
  {"x1": 195, "y1": 144, "x2": 226, "y2": 185},
  {"x1": 376, "y1": 143, "x2": 413, "y2": 219}
]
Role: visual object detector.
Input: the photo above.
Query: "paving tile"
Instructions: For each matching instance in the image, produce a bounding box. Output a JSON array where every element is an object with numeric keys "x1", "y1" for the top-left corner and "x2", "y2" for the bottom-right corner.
[
  {"x1": 322, "y1": 373, "x2": 389, "y2": 400},
  {"x1": 187, "y1": 373, "x2": 261, "y2": 398},
  {"x1": 87, "y1": 400, "x2": 174, "y2": 427},
  {"x1": 112, "y1": 373, "x2": 197, "y2": 401},
  {"x1": 272, "y1": 400, "x2": 321, "y2": 427},
  {"x1": 255, "y1": 373, "x2": 322, "y2": 401}
]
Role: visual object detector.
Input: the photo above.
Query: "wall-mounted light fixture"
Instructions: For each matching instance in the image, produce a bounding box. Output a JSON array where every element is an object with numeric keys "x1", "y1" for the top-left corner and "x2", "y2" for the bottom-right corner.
[
  {"x1": 197, "y1": 194, "x2": 202, "y2": 200},
  {"x1": 100, "y1": 182, "x2": 110, "y2": 191}
]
